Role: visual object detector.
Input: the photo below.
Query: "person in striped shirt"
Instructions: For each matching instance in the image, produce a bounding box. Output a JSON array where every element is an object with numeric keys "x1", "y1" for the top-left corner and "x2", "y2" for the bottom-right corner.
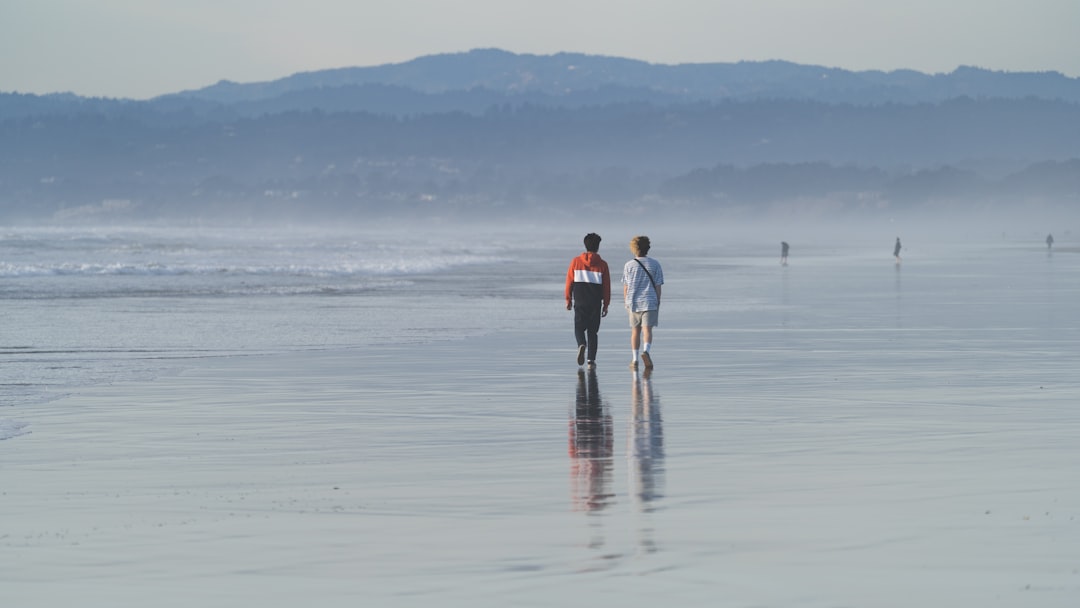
[
  {"x1": 565, "y1": 233, "x2": 611, "y2": 368},
  {"x1": 622, "y1": 235, "x2": 663, "y2": 370}
]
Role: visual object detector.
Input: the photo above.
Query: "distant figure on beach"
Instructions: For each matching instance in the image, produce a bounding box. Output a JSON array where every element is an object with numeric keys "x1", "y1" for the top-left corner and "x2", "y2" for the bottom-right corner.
[
  {"x1": 780, "y1": 241, "x2": 789, "y2": 266},
  {"x1": 566, "y1": 233, "x2": 611, "y2": 368},
  {"x1": 893, "y1": 237, "x2": 902, "y2": 263},
  {"x1": 1047, "y1": 233, "x2": 1054, "y2": 250},
  {"x1": 623, "y1": 236, "x2": 664, "y2": 370}
]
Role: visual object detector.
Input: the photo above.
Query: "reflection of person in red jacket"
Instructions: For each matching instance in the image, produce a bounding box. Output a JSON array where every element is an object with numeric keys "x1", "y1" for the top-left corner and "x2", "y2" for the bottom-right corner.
[
  {"x1": 569, "y1": 368, "x2": 613, "y2": 512},
  {"x1": 565, "y1": 233, "x2": 611, "y2": 368}
]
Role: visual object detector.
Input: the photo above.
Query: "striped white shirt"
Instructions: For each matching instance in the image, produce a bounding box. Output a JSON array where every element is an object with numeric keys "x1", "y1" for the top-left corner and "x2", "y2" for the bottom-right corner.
[{"x1": 622, "y1": 257, "x2": 663, "y2": 312}]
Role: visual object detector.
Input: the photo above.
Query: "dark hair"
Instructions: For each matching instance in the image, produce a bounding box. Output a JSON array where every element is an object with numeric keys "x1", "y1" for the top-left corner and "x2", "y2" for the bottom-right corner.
[{"x1": 583, "y1": 233, "x2": 601, "y2": 252}]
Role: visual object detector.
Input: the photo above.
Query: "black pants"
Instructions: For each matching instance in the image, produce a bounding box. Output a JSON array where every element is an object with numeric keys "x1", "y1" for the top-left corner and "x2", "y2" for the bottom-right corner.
[{"x1": 574, "y1": 304, "x2": 602, "y2": 361}]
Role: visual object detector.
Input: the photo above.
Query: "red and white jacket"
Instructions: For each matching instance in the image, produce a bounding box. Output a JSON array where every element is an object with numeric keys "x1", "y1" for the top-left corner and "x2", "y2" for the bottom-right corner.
[{"x1": 565, "y1": 252, "x2": 611, "y2": 310}]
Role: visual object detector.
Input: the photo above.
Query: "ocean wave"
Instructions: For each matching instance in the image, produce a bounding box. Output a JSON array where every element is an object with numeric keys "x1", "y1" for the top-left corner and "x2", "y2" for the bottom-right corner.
[
  {"x1": 0, "y1": 278, "x2": 418, "y2": 300},
  {"x1": 0, "y1": 226, "x2": 514, "y2": 285},
  {"x1": 0, "y1": 254, "x2": 503, "y2": 278}
]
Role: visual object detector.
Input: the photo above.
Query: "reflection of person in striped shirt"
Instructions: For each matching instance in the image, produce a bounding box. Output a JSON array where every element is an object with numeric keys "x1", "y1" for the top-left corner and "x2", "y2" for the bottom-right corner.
[
  {"x1": 565, "y1": 233, "x2": 611, "y2": 368},
  {"x1": 622, "y1": 235, "x2": 663, "y2": 370}
]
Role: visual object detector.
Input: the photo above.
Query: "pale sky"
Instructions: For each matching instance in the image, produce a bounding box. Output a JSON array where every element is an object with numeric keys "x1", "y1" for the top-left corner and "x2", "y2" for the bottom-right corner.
[{"x1": 2, "y1": 0, "x2": 1077, "y2": 99}]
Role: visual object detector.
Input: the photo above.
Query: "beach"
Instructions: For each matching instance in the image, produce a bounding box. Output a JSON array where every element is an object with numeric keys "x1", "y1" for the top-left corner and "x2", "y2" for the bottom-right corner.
[{"x1": 3, "y1": 232, "x2": 1080, "y2": 607}]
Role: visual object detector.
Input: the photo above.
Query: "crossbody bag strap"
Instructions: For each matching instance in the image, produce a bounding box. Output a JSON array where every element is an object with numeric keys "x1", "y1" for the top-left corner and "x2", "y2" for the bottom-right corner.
[{"x1": 634, "y1": 258, "x2": 660, "y2": 303}]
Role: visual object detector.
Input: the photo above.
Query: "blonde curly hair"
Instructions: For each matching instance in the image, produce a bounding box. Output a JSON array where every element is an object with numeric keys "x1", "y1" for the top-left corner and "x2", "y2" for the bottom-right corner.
[{"x1": 630, "y1": 235, "x2": 651, "y2": 257}]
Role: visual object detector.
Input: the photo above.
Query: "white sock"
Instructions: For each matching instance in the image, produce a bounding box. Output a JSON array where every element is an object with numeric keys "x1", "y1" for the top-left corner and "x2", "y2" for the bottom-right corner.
[
  {"x1": 632, "y1": 349, "x2": 639, "y2": 362},
  {"x1": 643, "y1": 343, "x2": 651, "y2": 353}
]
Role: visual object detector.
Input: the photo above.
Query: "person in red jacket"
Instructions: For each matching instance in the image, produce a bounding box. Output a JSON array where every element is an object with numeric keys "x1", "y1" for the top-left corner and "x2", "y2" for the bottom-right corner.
[{"x1": 566, "y1": 233, "x2": 611, "y2": 368}]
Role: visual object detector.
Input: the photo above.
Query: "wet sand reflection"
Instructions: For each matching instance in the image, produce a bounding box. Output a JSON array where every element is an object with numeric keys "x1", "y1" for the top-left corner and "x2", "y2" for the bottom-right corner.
[
  {"x1": 629, "y1": 369, "x2": 665, "y2": 511},
  {"x1": 569, "y1": 368, "x2": 614, "y2": 513},
  {"x1": 629, "y1": 369, "x2": 665, "y2": 554}
]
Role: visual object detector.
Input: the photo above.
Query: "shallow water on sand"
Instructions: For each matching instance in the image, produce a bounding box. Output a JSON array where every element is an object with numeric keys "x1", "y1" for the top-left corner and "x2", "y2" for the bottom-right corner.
[{"x1": 4, "y1": 234, "x2": 1080, "y2": 606}]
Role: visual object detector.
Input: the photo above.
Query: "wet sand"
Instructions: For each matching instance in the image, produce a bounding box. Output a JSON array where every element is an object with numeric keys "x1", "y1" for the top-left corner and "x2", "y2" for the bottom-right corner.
[{"x1": 5, "y1": 243, "x2": 1080, "y2": 607}]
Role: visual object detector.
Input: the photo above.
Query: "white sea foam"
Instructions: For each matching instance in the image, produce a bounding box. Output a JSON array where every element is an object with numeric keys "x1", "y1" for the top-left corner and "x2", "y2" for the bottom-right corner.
[{"x1": 0, "y1": 256, "x2": 499, "y2": 278}]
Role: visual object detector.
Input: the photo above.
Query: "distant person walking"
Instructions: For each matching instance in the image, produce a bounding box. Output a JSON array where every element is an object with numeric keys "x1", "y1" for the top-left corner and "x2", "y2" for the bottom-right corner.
[
  {"x1": 566, "y1": 233, "x2": 611, "y2": 368},
  {"x1": 1047, "y1": 233, "x2": 1054, "y2": 250},
  {"x1": 893, "y1": 237, "x2": 902, "y2": 263},
  {"x1": 623, "y1": 236, "x2": 664, "y2": 370},
  {"x1": 780, "y1": 241, "x2": 789, "y2": 266}
]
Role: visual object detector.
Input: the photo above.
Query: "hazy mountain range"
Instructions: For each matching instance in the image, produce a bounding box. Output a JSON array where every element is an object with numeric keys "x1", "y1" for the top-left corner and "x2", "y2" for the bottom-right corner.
[
  {"x1": 176, "y1": 48, "x2": 1080, "y2": 104},
  {"x1": 7, "y1": 48, "x2": 1080, "y2": 118},
  {"x1": 1, "y1": 49, "x2": 1078, "y2": 223}
]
